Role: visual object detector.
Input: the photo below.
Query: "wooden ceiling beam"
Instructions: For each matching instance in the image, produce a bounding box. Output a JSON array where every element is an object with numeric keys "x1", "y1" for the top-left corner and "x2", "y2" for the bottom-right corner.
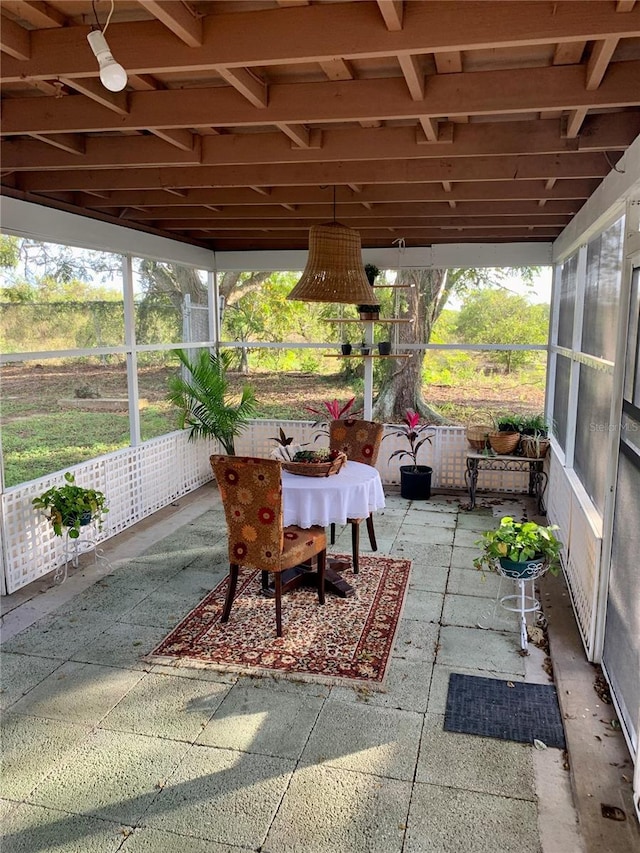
[
  {"x1": 56, "y1": 78, "x2": 129, "y2": 115},
  {"x1": 553, "y1": 41, "x2": 586, "y2": 65},
  {"x1": 585, "y1": 37, "x2": 619, "y2": 89},
  {"x1": 3, "y1": 2, "x2": 640, "y2": 82},
  {"x1": 564, "y1": 108, "x2": 588, "y2": 139},
  {"x1": 0, "y1": 14, "x2": 30, "y2": 60},
  {"x1": 148, "y1": 128, "x2": 197, "y2": 152},
  {"x1": 377, "y1": 0, "x2": 404, "y2": 31},
  {"x1": 319, "y1": 58, "x2": 354, "y2": 80},
  {"x1": 398, "y1": 54, "x2": 425, "y2": 100},
  {"x1": 215, "y1": 66, "x2": 267, "y2": 108},
  {"x1": 29, "y1": 132, "x2": 85, "y2": 155},
  {"x1": 18, "y1": 151, "x2": 614, "y2": 193},
  {"x1": 125, "y1": 201, "x2": 577, "y2": 221},
  {"x1": 435, "y1": 51, "x2": 463, "y2": 73},
  {"x1": 82, "y1": 180, "x2": 596, "y2": 209},
  {"x1": 154, "y1": 214, "x2": 570, "y2": 230},
  {"x1": 137, "y1": 1, "x2": 202, "y2": 47},
  {"x1": 5, "y1": 62, "x2": 639, "y2": 135},
  {"x1": 6, "y1": 116, "x2": 637, "y2": 171},
  {"x1": 1, "y1": 1, "x2": 65, "y2": 28},
  {"x1": 616, "y1": 1, "x2": 636, "y2": 11},
  {"x1": 169, "y1": 226, "x2": 563, "y2": 239}
]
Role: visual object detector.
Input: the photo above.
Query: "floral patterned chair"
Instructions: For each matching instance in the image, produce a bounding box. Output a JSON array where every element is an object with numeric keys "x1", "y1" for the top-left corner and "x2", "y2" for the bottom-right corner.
[
  {"x1": 328, "y1": 418, "x2": 384, "y2": 573},
  {"x1": 210, "y1": 455, "x2": 326, "y2": 637}
]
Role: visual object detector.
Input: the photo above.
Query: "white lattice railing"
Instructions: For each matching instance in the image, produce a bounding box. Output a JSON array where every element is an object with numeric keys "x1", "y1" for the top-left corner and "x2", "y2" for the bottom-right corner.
[
  {"x1": 1, "y1": 420, "x2": 539, "y2": 595},
  {"x1": 546, "y1": 448, "x2": 602, "y2": 659}
]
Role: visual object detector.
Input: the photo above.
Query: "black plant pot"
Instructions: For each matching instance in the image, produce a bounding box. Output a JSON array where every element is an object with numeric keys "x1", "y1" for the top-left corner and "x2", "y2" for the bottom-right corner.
[
  {"x1": 378, "y1": 341, "x2": 391, "y2": 355},
  {"x1": 400, "y1": 465, "x2": 432, "y2": 500},
  {"x1": 341, "y1": 343, "x2": 352, "y2": 355}
]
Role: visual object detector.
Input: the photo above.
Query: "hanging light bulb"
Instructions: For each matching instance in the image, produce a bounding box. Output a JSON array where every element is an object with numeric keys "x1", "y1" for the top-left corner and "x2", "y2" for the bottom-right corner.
[{"x1": 87, "y1": 30, "x2": 127, "y2": 92}]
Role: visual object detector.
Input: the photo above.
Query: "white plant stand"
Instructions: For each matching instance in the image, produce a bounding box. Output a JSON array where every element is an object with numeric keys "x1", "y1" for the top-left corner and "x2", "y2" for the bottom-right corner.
[
  {"x1": 478, "y1": 559, "x2": 549, "y2": 652},
  {"x1": 55, "y1": 521, "x2": 110, "y2": 585}
]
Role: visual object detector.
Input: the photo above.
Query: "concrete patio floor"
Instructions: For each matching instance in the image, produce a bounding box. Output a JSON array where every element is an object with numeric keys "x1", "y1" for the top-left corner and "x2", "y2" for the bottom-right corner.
[{"x1": 0, "y1": 484, "x2": 635, "y2": 853}]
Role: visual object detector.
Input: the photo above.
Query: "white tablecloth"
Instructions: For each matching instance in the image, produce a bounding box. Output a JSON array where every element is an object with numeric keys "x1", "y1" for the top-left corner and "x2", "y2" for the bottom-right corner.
[{"x1": 282, "y1": 460, "x2": 386, "y2": 528}]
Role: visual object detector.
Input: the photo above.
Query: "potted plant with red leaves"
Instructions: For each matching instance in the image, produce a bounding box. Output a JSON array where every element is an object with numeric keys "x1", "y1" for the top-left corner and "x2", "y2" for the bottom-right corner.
[
  {"x1": 384, "y1": 409, "x2": 435, "y2": 500},
  {"x1": 304, "y1": 397, "x2": 363, "y2": 439}
]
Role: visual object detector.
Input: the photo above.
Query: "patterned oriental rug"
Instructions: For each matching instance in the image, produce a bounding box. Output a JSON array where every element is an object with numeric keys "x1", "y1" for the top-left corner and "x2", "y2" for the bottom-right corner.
[{"x1": 147, "y1": 554, "x2": 412, "y2": 689}]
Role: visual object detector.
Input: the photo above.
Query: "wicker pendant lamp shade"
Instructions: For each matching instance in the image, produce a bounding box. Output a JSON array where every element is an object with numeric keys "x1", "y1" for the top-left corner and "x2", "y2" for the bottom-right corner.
[{"x1": 287, "y1": 221, "x2": 379, "y2": 305}]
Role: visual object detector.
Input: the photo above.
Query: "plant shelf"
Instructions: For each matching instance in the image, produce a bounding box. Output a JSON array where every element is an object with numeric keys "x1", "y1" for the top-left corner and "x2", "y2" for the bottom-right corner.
[
  {"x1": 326, "y1": 318, "x2": 413, "y2": 324},
  {"x1": 324, "y1": 353, "x2": 410, "y2": 359}
]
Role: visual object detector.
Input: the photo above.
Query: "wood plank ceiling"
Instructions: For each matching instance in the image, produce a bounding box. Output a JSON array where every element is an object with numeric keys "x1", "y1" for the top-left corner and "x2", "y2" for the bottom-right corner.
[{"x1": 1, "y1": 0, "x2": 640, "y2": 251}]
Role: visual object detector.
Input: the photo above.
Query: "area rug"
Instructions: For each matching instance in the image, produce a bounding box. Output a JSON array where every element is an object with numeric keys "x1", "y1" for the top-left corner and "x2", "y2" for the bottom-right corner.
[
  {"x1": 444, "y1": 673, "x2": 566, "y2": 749},
  {"x1": 147, "y1": 554, "x2": 411, "y2": 689}
]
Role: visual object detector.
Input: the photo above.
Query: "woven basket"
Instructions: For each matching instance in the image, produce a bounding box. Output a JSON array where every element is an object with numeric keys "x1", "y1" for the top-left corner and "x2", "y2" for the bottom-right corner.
[
  {"x1": 488, "y1": 430, "x2": 520, "y2": 455},
  {"x1": 520, "y1": 436, "x2": 550, "y2": 459},
  {"x1": 466, "y1": 425, "x2": 491, "y2": 451},
  {"x1": 282, "y1": 451, "x2": 347, "y2": 478}
]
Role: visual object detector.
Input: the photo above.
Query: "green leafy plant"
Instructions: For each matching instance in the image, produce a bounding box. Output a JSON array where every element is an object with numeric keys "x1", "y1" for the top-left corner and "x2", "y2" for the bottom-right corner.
[
  {"x1": 364, "y1": 264, "x2": 380, "y2": 285},
  {"x1": 520, "y1": 413, "x2": 548, "y2": 436},
  {"x1": 384, "y1": 409, "x2": 435, "y2": 472},
  {"x1": 32, "y1": 472, "x2": 109, "y2": 539},
  {"x1": 166, "y1": 349, "x2": 257, "y2": 454},
  {"x1": 493, "y1": 413, "x2": 522, "y2": 432},
  {"x1": 473, "y1": 516, "x2": 563, "y2": 575}
]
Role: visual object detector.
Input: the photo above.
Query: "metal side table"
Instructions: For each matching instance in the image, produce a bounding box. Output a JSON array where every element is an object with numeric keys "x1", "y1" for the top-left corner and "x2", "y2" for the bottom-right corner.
[{"x1": 465, "y1": 452, "x2": 548, "y2": 511}]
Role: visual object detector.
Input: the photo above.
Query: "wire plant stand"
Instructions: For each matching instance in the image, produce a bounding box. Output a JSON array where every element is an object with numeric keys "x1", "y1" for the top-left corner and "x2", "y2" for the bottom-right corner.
[
  {"x1": 55, "y1": 521, "x2": 111, "y2": 585},
  {"x1": 477, "y1": 558, "x2": 549, "y2": 652}
]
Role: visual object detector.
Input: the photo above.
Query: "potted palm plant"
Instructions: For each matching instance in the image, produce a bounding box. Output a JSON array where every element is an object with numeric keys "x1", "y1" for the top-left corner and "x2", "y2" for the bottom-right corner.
[
  {"x1": 384, "y1": 409, "x2": 435, "y2": 500},
  {"x1": 32, "y1": 472, "x2": 109, "y2": 539},
  {"x1": 473, "y1": 516, "x2": 563, "y2": 578},
  {"x1": 166, "y1": 349, "x2": 257, "y2": 454}
]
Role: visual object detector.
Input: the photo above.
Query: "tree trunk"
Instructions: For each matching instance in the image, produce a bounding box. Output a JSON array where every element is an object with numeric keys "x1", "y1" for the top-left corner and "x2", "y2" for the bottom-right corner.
[{"x1": 372, "y1": 268, "x2": 450, "y2": 424}]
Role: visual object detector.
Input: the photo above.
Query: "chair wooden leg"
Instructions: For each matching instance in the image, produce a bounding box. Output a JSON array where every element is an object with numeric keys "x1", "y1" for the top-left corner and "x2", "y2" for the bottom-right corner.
[
  {"x1": 261, "y1": 570, "x2": 269, "y2": 591},
  {"x1": 366, "y1": 513, "x2": 378, "y2": 551},
  {"x1": 351, "y1": 520, "x2": 360, "y2": 574},
  {"x1": 317, "y1": 550, "x2": 326, "y2": 605},
  {"x1": 330, "y1": 522, "x2": 336, "y2": 545},
  {"x1": 221, "y1": 564, "x2": 239, "y2": 623},
  {"x1": 274, "y1": 572, "x2": 283, "y2": 637}
]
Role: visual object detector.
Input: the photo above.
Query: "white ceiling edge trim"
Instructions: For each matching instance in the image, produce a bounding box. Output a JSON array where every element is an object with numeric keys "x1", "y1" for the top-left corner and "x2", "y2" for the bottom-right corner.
[
  {"x1": 553, "y1": 132, "x2": 640, "y2": 263},
  {"x1": 0, "y1": 196, "x2": 214, "y2": 270},
  {"x1": 213, "y1": 242, "x2": 552, "y2": 272}
]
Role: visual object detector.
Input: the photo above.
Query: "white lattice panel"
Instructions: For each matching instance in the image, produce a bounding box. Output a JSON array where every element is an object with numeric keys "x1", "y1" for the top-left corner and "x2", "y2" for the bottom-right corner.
[
  {"x1": 2, "y1": 420, "x2": 548, "y2": 595},
  {"x1": 1, "y1": 431, "x2": 216, "y2": 594},
  {"x1": 565, "y1": 489, "x2": 602, "y2": 657},
  {"x1": 547, "y1": 451, "x2": 602, "y2": 658},
  {"x1": 546, "y1": 451, "x2": 572, "y2": 549}
]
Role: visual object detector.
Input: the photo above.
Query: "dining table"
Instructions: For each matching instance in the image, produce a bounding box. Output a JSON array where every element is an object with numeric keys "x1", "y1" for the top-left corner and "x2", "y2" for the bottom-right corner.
[{"x1": 263, "y1": 460, "x2": 386, "y2": 599}]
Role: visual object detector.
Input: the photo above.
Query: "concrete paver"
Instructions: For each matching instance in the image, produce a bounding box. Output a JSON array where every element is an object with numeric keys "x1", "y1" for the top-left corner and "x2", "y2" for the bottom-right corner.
[{"x1": 0, "y1": 489, "x2": 598, "y2": 853}]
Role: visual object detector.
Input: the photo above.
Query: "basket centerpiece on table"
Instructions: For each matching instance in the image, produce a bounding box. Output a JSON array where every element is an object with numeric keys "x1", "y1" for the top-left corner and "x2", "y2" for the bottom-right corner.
[{"x1": 282, "y1": 448, "x2": 347, "y2": 477}]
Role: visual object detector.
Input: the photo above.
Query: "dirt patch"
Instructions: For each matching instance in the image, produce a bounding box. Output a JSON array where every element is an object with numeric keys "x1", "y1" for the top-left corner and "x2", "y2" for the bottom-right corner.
[{"x1": 0, "y1": 362, "x2": 544, "y2": 425}]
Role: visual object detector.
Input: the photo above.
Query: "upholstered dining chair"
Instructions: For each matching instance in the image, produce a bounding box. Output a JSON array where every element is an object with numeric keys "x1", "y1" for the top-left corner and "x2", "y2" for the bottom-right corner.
[
  {"x1": 328, "y1": 418, "x2": 384, "y2": 573},
  {"x1": 210, "y1": 454, "x2": 326, "y2": 637}
]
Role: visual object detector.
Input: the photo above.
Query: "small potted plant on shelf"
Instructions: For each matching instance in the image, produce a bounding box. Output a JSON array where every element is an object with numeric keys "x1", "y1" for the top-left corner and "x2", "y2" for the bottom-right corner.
[
  {"x1": 384, "y1": 409, "x2": 435, "y2": 500},
  {"x1": 364, "y1": 263, "x2": 380, "y2": 286},
  {"x1": 473, "y1": 516, "x2": 563, "y2": 578},
  {"x1": 357, "y1": 304, "x2": 380, "y2": 321},
  {"x1": 519, "y1": 413, "x2": 550, "y2": 458},
  {"x1": 488, "y1": 413, "x2": 522, "y2": 455},
  {"x1": 32, "y1": 472, "x2": 109, "y2": 539}
]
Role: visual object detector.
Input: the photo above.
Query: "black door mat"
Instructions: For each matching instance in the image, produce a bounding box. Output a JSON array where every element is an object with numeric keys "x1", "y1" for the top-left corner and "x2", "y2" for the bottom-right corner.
[{"x1": 444, "y1": 673, "x2": 566, "y2": 750}]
